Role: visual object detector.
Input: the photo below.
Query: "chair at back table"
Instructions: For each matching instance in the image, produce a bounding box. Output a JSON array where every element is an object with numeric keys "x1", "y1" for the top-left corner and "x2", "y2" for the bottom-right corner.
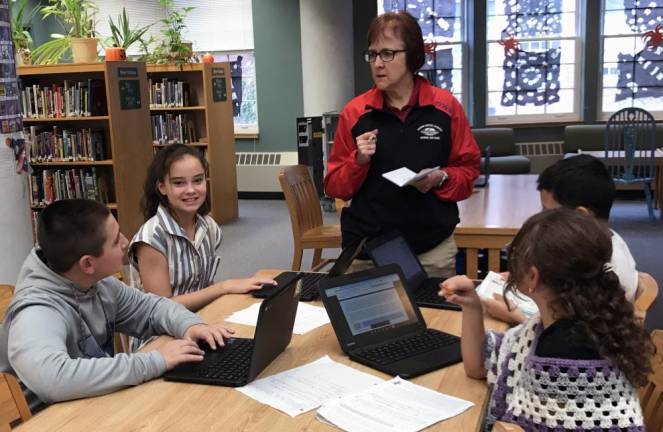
[
  {"x1": 604, "y1": 107, "x2": 658, "y2": 219},
  {"x1": 634, "y1": 272, "x2": 659, "y2": 325},
  {"x1": 641, "y1": 330, "x2": 663, "y2": 431},
  {"x1": 279, "y1": 165, "x2": 342, "y2": 271},
  {"x1": 0, "y1": 285, "x2": 32, "y2": 429}
]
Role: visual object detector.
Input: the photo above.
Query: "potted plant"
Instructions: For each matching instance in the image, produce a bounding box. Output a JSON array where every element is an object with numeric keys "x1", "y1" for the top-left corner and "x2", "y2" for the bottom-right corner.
[
  {"x1": 9, "y1": 0, "x2": 38, "y2": 65},
  {"x1": 31, "y1": 0, "x2": 99, "y2": 64},
  {"x1": 106, "y1": 7, "x2": 152, "y2": 61},
  {"x1": 146, "y1": 0, "x2": 197, "y2": 65}
]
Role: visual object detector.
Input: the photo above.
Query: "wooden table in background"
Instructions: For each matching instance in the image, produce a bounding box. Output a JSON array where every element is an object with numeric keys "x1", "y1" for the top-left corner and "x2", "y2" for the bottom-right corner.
[
  {"x1": 17, "y1": 270, "x2": 506, "y2": 432},
  {"x1": 455, "y1": 175, "x2": 541, "y2": 278}
]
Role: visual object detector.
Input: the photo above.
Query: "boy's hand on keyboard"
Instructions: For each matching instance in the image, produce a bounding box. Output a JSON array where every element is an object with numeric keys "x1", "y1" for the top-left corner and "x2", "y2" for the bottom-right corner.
[
  {"x1": 184, "y1": 324, "x2": 235, "y2": 350},
  {"x1": 440, "y1": 275, "x2": 481, "y2": 310},
  {"x1": 218, "y1": 277, "x2": 277, "y2": 295},
  {"x1": 158, "y1": 339, "x2": 204, "y2": 370}
]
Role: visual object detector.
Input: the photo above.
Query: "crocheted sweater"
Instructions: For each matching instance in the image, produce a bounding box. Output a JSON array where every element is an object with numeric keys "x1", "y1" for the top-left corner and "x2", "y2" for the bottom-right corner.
[{"x1": 483, "y1": 317, "x2": 644, "y2": 431}]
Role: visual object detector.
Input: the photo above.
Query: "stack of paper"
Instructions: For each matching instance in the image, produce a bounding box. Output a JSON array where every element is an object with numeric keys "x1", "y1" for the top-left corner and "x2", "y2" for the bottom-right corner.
[
  {"x1": 382, "y1": 166, "x2": 439, "y2": 187},
  {"x1": 237, "y1": 356, "x2": 384, "y2": 417},
  {"x1": 475, "y1": 271, "x2": 538, "y2": 317},
  {"x1": 316, "y1": 376, "x2": 474, "y2": 432},
  {"x1": 226, "y1": 301, "x2": 330, "y2": 334}
]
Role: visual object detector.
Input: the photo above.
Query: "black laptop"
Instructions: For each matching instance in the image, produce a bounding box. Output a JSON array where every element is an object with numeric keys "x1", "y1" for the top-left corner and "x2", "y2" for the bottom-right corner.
[
  {"x1": 164, "y1": 278, "x2": 301, "y2": 387},
  {"x1": 253, "y1": 237, "x2": 367, "y2": 301},
  {"x1": 365, "y1": 232, "x2": 461, "y2": 311},
  {"x1": 318, "y1": 264, "x2": 462, "y2": 379}
]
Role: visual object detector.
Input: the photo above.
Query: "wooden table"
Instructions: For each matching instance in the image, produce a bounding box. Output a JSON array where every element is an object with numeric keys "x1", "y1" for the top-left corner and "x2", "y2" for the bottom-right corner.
[
  {"x1": 17, "y1": 270, "x2": 506, "y2": 432},
  {"x1": 580, "y1": 149, "x2": 663, "y2": 219},
  {"x1": 454, "y1": 175, "x2": 541, "y2": 278}
]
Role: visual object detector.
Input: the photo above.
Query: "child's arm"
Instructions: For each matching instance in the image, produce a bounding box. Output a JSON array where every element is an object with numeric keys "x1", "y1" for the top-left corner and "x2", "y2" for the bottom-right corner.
[{"x1": 441, "y1": 276, "x2": 487, "y2": 379}]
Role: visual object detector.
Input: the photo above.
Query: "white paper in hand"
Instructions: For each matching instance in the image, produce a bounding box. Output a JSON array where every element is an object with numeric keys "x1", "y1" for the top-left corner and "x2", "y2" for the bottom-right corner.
[
  {"x1": 382, "y1": 166, "x2": 439, "y2": 187},
  {"x1": 475, "y1": 271, "x2": 538, "y2": 317}
]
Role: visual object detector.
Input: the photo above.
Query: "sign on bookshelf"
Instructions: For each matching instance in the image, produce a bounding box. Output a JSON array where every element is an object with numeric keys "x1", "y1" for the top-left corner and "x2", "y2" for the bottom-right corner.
[
  {"x1": 119, "y1": 80, "x2": 141, "y2": 110},
  {"x1": 212, "y1": 77, "x2": 227, "y2": 102}
]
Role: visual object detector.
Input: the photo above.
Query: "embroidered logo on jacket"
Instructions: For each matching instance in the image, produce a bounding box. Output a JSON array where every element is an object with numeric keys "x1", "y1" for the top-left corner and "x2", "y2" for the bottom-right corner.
[{"x1": 417, "y1": 124, "x2": 442, "y2": 140}]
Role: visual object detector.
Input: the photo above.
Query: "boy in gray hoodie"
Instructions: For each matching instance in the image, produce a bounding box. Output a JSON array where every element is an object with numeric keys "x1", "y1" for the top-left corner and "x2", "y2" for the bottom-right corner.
[{"x1": 0, "y1": 199, "x2": 234, "y2": 405}]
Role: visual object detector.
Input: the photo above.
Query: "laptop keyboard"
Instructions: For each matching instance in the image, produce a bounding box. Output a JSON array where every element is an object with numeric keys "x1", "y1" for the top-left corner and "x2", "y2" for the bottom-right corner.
[
  {"x1": 299, "y1": 272, "x2": 326, "y2": 300},
  {"x1": 195, "y1": 338, "x2": 254, "y2": 381},
  {"x1": 356, "y1": 329, "x2": 459, "y2": 366}
]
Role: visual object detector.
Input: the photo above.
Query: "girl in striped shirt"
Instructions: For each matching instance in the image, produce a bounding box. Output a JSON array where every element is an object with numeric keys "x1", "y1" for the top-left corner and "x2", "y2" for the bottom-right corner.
[{"x1": 129, "y1": 144, "x2": 275, "y2": 314}]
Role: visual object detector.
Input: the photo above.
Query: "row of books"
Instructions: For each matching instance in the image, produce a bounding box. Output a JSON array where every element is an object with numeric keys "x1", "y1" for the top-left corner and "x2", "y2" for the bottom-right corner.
[
  {"x1": 19, "y1": 79, "x2": 106, "y2": 118},
  {"x1": 149, "y1": 78, "x2": 190, "y2": 108},
  {"x1": 151, "y1": 113, "x2": 198, "y2": 145},
  {"x1": 26, "y1": 126, "x2": 106, "y2": 162},
  {"x1": 30, "y1": 168, "x2": 110, "y2": 207}
]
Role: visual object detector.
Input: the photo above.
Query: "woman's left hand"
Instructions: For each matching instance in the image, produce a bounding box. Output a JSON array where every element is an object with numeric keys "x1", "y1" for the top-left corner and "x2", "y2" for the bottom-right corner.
[{"x1": 411, "y1": 170, "x2": 444, "y2": 194}]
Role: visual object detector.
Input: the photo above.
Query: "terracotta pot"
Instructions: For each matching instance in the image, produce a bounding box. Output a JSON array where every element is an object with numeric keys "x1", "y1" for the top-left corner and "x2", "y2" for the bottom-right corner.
[
  {"x1": 105, "y1": 47, "x2": 126, "y2": 61},
  {"x1": 71, "y1": 37, "x2": 98, "y2": 63}
]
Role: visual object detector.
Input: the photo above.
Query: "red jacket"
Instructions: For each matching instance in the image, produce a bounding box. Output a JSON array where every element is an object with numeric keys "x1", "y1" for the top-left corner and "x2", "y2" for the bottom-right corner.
[{"x1": 324, "y1": 76, "x2": 480, "y2": 253}]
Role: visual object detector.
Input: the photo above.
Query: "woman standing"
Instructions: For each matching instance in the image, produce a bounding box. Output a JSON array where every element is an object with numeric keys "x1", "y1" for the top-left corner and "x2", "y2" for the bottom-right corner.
[{"x1": 324, "y1": 11, "x2": 480, "y2": 278}]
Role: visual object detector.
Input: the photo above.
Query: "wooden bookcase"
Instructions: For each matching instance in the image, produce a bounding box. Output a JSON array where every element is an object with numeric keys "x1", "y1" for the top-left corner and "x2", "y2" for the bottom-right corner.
[
  {"x1": 146, "y1": 63, "x2": 238, "y2": 223},
  {"x1": 18, "y1": 61, "x2": 154, "y2": 241}
]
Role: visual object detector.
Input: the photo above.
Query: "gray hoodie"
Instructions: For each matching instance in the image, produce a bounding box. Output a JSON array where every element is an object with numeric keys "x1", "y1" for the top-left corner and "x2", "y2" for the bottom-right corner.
[{"x1": 0, "y1": 249, "x2": 204, "y2": 404}]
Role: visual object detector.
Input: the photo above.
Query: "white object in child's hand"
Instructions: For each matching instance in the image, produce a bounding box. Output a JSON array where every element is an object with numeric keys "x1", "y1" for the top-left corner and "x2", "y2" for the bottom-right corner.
[
  {"x1": 382, "y1": 166, "x2": 440, "y2": 187},
  {"x1": 476, "y1": 271, "x2": 538, "y2": 317}
]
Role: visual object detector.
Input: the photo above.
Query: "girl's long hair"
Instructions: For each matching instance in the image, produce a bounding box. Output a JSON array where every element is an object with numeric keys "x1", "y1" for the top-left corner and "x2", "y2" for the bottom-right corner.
[{"x1": 505, "y1": 208, "x2": 654, "y2": 387}]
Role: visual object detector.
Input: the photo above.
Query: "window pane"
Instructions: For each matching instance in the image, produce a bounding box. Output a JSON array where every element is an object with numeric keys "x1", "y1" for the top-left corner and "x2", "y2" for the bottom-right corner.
[
  {"x1": 546, "y1": 89, "x2": 575, "y2": 113},
  {"x1": 488, "y1": 91, "x2": 516, "y2": 116},
  {"x1": 558, "y1": 64, "x2": 576, "y2": 88},
  {"x1": 603, "y1": 10, "x2": 635, "y2": 35},
  {"x1": 603, "y1": 36, "x2": 638, "y2": 62},
  {"x1": 602, "y1": 87, "x2": 635, "y2": 113},
  {"x1": 487, "y1": 14, "x2": 509, "y2": 40},
  {"x1": 487, "y1": 67, "x2": 507, "y2": 91},
  {"x1": 604, "y1": 0, "x2": 625, "y2": 11},
  {"x1": 602, "y1": 62, "x2": 622, "y2": 87}
]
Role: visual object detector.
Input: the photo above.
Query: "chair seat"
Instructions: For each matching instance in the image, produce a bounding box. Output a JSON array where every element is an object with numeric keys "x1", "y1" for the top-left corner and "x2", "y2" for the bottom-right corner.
[{"x1": 301, "y1": 224, "x2": 342, "y2": 248}]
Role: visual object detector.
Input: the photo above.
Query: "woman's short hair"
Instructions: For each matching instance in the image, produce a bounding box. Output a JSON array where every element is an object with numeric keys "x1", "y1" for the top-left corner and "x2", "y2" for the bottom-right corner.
[{"x1": 367, "y1": 11, "x2": 425, "y2": 73}]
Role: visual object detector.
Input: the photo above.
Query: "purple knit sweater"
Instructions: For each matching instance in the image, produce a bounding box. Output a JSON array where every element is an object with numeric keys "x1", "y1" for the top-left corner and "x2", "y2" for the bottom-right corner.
[{"x1": 482, "y1": 317, "x2": 644, "y2": 431}]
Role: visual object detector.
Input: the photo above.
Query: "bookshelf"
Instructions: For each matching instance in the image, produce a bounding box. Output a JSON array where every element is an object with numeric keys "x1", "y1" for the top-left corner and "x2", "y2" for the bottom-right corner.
[
  {"x1": 18, "y1": 61, "x2": 154, "y2": 241},
  {"x1": 146, "y1": 63, "x2": 238, "y2": 223}
]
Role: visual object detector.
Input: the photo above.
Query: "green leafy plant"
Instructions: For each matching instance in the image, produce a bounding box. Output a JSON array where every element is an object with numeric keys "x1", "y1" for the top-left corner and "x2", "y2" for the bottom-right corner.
[
  {"x1": 31, "y1": 0, "x2": 98, "y2": 65},
  {"x1": 145, "y1": 0, "x2": 197, "y2": 64},
  {"x1": 107, "y1": 7, "x2": 152, "y2": 50},
  {"x1": 9, "y1": 0, "x2": 38, "y2": 53}
]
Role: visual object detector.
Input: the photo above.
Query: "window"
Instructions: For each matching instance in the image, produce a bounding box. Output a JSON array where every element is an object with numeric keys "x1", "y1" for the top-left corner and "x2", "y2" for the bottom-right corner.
[
  {"x1": 378, "y1": 1, "x2": 467, "y2": 106},
  {"x1": 94, "y1": 0, "x2": 258, "y2": 132},
  {"x1": 599, "y1": 1, "x2": 663, "y2": 120},
  {"x1": 486, "y1": 0, "x2": 581, "y2": 124}
]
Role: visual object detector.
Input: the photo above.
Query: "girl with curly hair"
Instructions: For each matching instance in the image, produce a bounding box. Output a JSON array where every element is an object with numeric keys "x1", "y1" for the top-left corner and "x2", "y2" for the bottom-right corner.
[{"x1": 441, "y1": 208, "x2": 653, "y2": 431}]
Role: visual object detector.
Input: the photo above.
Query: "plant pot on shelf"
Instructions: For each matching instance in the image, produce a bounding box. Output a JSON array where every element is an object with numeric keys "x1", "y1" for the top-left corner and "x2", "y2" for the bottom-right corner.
[
  {"x1": 15, "y1": 49, "x2": 31, "y2": 66},
  {"x1": 105, "y1": 47, "x2": 126, "y2": 61},
  {"x1": 71, "y1": 37, "x2": 99, "y2": 63}
]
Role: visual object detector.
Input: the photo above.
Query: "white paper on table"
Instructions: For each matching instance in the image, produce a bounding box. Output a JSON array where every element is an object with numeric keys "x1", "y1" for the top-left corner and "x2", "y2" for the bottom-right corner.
[
  {"x1": 381, "y1": 166, "x2": 439, "y2": 187},
  {"x1": 236, "y1": 355, "x2": 384, "y2": 417},
  {"x1": 225, "y1": 301, "x2": 330, "y2": 335},
  {"x1": 316, "y1": 376, "x2": 474, "y2": 432},
  {"x1": 475, "y1": 271, "x2": 538, "y2": 317}
]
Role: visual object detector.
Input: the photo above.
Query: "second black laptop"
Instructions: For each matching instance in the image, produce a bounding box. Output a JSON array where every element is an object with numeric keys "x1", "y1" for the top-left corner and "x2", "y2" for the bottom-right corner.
[
  {"x1": 365, "y1": 232, "x2": 461, "y2": 311},
  {"x1": 164, "y1": 278, "x2": 301, "y2": 387},
  {"x1": 253, "y1": 237, "x2": 367, "y2": 301},
  {"x1": 318, "y1": 264, "x2": 462, "y2": 379}
]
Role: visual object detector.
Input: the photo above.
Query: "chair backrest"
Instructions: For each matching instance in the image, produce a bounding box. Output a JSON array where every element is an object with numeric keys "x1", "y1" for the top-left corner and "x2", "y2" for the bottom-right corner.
[
  {"x1": 634, "y1": 272, "x2": 659, "y2": 324},
  {"x1": 471, "y1": 128, "x2": 515, "y2": 157},
  {"x1": 604, "y1": 108, "x2": 657, "y2": 182},
  {"x1": 0, "y1": 373, "x2": 31, "y2": 428},
  {"x1": 279, "y1": 165, "x2": 324, "y2": 241},
  {"x1": 0, "y1": 286, "x2": 14, "y2": 322},
  {"x1": 641, "y1": 330, "x2": 663, "y2": 431}
]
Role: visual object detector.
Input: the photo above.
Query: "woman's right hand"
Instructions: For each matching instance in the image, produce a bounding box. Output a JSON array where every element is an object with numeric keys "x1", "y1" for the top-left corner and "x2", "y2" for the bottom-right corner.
[
  {"x1": 440, "y1": 275, "x2": 481, "y2": 310},
  {"x1": 355, "y1": 129, "x2": 378, "y2": 165}
]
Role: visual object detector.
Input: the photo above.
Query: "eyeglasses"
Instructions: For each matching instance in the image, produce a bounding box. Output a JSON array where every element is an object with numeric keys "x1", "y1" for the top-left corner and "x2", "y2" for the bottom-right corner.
[{"x1": 363, "y1": 49, "x2": 407, "y2": 63}]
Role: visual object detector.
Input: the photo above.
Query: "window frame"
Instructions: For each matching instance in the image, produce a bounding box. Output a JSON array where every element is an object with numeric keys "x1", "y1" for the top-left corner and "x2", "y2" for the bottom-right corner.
[
  {"x1": 485, "y1": 0, "x2": 583, "y2": 125},
  {"x1": 596, "y1": 2, "x2": 663, "y2": 121}
]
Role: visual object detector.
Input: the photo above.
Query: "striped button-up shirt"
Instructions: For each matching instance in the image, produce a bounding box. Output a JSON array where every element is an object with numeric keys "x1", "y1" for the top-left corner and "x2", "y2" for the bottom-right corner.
[{"x1": 129, "y1": 205, "x2": 222, "y2": 296}]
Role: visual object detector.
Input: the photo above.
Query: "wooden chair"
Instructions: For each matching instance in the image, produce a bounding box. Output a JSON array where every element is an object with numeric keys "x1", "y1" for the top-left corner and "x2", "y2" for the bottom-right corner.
[
  {"x1": 492, "y1": 421, "x2": 524, "y2": 432},
  {"x1": 279, "y1": 165, "x2": 342, "y2": 271},
  {"x1": 641, "y1": 330, "x2": 663, "y2": 431},
  {"x1": 0, "y1": 285, "x2": 32, "y2": 428},
  {"x1": 634, "y1": 272, "x2": 659, "y2": 324}
]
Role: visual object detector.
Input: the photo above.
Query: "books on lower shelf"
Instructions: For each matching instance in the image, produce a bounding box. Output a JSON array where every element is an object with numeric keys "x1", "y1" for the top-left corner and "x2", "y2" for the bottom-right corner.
[
  {"x1": 26, "y1": 126, "x2": 105, "y2": 162},
  {"x1": 19, "y1": 79, "x2": 107, "y2": 118},
  {"x1": 148, "y1": 78, "x2": 190, "y2": 108},
  {"x1": 151, "y1": 113, "x2": 197, "y2": 144},
  {"x1": 30, "y1": 167, "x2": 110, "y2": 207}
]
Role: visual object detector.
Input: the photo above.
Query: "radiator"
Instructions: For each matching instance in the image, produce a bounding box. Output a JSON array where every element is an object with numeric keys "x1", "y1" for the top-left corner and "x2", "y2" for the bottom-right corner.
[
  {"x1": 235, "y1": 151, "x2": 298, "y2": 192},
  {"x1": 516, "y1": 141, "x2": 564, "y2": 174}
]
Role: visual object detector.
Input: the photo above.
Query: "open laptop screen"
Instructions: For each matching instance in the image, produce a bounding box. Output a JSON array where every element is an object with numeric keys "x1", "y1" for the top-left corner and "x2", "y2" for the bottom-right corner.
[
  {"x1": 367, "y1": 235, "x2": 424, "y2": 282},
  {"x1": 326, "y1": 272, "x2": 418, "y2": 336}
]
